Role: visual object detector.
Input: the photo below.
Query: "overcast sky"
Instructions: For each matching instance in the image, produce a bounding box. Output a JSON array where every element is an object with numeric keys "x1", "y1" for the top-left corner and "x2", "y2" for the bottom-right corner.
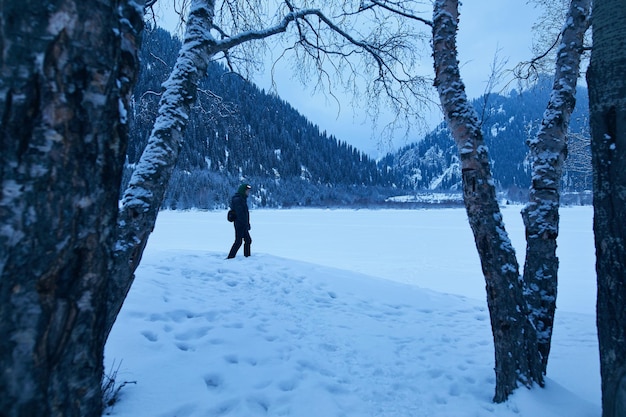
[{"x1": 154, "y1": 1, "x2": 542, "y2": 157}]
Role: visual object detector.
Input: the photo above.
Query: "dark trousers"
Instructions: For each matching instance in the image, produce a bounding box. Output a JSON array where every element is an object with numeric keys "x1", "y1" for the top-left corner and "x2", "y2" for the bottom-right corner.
[{"x1": 228, "y1": 228, "x2": 252, "y2": 258}]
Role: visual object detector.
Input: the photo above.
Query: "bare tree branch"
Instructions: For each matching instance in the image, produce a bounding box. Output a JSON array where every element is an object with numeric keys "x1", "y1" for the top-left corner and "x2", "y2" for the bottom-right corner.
[
  {"x1": 367, "y1": 0, "x2": 433, "y2": 26},
  {"x1": 513, "y1": 33, "x2": 562, "y2": 83}
]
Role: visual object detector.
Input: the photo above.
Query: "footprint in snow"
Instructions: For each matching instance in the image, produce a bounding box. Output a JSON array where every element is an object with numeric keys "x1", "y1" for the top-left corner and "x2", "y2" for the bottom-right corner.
[
  {"x1": 176, "y1": 342, "x2": 193, "y2": 352},
  {"x1": 174, "y1": 326, "x2": 212, "y2": 341},
  {"x1": 155, "y1": 266, "x2": 173, "y2": 275},
  {"x1": 203, "y1": 373, "x2": 222, "y2": 390},
  {"x1": 223, "y1": 322, "x2": 244, "y2": 329},
  {"x1": 140, "y1": 330, "x2": 158, "y2": 342},
  {"x1": 277, "y1": 378, "x2": 298, "y2": 392},
  {"x1": 246, "y1": 396, "x2": 270, "y2": 413},
  {"x1": 223, "y1": 354, "x2": 239, "y2": 364},
  {"x1": 209, "y1": 399, "x2": 239, "y2": 416}
]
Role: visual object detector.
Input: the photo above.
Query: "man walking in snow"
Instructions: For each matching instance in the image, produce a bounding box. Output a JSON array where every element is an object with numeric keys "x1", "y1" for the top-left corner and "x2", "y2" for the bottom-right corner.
[{"x1": 227, "y1": 183, "x2": 252, "y2": 258}]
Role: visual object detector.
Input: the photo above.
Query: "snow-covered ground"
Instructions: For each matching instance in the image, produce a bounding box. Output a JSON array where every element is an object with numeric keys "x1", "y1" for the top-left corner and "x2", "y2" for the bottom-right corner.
[{"x1": 105, "y1": 205, "x2": 600, "y2": 417}]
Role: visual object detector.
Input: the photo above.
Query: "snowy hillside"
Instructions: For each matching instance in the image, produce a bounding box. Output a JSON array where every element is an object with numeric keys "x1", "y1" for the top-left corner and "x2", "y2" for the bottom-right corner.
[{"x1": 379, "y1": 78, "x2": 591, "y2": 195}]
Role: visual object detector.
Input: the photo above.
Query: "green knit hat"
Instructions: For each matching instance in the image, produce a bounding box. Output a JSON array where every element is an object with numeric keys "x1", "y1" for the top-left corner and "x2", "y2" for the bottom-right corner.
[{"x1": 237, "y1": 183, "x2": 251, "y2": 195}]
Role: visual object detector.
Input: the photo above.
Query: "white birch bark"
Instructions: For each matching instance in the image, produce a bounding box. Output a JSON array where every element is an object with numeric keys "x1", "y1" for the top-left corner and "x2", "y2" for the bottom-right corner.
[{"x1": 521, "y1": 0, "x2": 591, "y2": 376}]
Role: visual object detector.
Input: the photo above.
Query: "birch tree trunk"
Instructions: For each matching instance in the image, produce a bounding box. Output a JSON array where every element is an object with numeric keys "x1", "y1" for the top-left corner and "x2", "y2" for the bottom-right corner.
[
  {"x1": 107, "y1": 0, "x2": 220, "y2": 336},
  {"x1": 520, "y1": 0, "x2": 591, "y2": 375},
  {"x1": 0, "y1": 1, "x2": 143, "y2": 416},
  {"x1": 432, "y1": 0, "x2": 543, "y2": 402},
  {"x1": 587, "y1": 0, "x2": 626, "y2": 415}
]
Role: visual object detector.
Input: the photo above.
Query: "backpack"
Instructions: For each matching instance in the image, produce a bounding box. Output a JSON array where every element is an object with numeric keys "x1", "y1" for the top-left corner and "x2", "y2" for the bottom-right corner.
[{"x1": 227, "y1": 209, "x2": 236, "y2": 222}]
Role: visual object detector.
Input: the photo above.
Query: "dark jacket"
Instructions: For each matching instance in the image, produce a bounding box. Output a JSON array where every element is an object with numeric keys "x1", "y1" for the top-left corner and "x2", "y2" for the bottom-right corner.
[{"x1": 231, "y1": 191, "x2": 250, "y2": 232}]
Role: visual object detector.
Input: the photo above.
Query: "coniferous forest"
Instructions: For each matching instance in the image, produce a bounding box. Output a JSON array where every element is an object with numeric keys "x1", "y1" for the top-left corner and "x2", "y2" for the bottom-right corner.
[
  {"x1": 125, "y1": 27, "x2": 399, "y2": 209},
  {"x1": 377, "y1": 77, "x2": 592, "y2": 203},
  {"x1": 125, "y1": 27, "x2": 592, "y2": 209}
]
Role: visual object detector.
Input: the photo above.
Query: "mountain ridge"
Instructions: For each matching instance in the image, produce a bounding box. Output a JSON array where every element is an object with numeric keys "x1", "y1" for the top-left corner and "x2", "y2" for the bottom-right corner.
[
  {"x1": 378, "y1": 78, "x2": 591, "y2": 202},
  {"x1": 126, "y1": 26, "x2": 592, "y2": 209}
]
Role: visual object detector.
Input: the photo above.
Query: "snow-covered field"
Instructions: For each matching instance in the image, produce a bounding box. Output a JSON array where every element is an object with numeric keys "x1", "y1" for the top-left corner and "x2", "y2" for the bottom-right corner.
[{"x1": 105, "y1": 205, "x2": 600, "y2": 417}]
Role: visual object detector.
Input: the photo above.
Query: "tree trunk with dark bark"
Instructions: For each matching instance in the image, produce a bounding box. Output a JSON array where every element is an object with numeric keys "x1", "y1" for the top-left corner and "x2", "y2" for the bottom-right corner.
[
  {"x1": 432, "y1": 0, "x2": 543, "y2": 403},
  {"x1": 0, "y1": 1, "x2": 143, "y2": 416},
  {"x1": 587, "y1": 0, "x2": 626, "y2": 415},
  {"x1": 521, "y1": 0, "x2": 591, "y2": 375}
]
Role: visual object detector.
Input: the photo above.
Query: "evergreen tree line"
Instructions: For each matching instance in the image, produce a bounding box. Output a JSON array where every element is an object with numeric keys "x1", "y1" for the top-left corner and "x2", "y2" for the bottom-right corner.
[{"x1": 124, "y1": 27, "x2": 401, "y2": 209}]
